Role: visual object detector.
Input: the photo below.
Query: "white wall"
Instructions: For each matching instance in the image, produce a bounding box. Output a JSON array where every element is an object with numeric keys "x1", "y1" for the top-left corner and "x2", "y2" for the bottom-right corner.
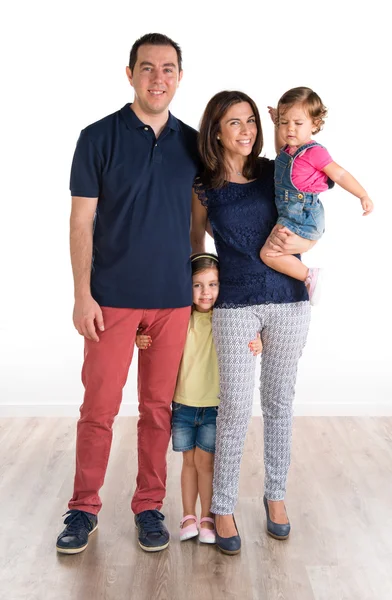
[{"x1": 1, "y1": 0, "x2": 391, "y2": 416}]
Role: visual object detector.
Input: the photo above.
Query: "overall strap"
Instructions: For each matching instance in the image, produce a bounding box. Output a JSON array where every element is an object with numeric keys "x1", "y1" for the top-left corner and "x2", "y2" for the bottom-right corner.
[{"x1": 291, "y1": 141, "x2": 323, "y2": 160}]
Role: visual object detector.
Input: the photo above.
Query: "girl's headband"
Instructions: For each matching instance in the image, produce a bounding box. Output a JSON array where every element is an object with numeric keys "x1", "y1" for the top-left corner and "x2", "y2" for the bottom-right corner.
[{"x1": 191, "y1": 254, "x2": 219, "y2": 263}]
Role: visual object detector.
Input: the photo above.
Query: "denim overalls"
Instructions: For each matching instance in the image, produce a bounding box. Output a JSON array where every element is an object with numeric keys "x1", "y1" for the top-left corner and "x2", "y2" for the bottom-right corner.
[{"x1": 274, "y1": 142, "x2": 333, "y2": 241}]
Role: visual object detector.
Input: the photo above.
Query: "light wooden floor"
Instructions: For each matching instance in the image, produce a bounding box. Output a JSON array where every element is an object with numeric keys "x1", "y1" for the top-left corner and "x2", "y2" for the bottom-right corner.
[{"x1": 1, "y1": 417, "x2": 392, "y2": 600}]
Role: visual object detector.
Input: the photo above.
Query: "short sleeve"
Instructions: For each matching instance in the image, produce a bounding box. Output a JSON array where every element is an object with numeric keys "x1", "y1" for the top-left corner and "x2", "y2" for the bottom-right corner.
[
  {"x1": 193, "y1": 176, "x2": 208, "y2": 207},
  {"x1": 305, "y1": 146, "x2": 333, "y2": 171},
  {"x1": 70, "y1": 130, "x2": 102, "y2": 197}
]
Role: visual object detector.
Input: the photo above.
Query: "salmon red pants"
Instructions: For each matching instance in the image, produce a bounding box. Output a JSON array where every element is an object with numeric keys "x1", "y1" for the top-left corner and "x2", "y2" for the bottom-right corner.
[{"x1": 68, "y1": 306, "x2": 190, "y2": 515}]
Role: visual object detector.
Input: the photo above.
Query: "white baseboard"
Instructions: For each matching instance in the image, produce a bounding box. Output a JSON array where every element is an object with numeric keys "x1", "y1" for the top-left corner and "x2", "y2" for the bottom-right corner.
[
  {"x1": 253, "y1": 403, "x2": 392, "y2": 416},
  {"x1": 0, "y1": 403, "x2": 391, "y2": 417}
]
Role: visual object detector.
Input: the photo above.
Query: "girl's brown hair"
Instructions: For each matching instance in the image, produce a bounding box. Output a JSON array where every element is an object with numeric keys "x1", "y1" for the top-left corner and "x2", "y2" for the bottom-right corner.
[
  {"x1": 278, "y1": 87, "x2": 328, "y2": 134},
  {"x1": 190, "y1": 253, "x2": 219, "y2": 276},
  {"x1": 198, "y1": 91, "x2": 264, "y2": 189}
]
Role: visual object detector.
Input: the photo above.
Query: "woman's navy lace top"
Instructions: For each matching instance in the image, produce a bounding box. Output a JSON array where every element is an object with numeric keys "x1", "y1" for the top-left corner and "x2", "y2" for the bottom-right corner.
[{"x1": 195, "y1": 159, "x2": 308, "y2": 308}]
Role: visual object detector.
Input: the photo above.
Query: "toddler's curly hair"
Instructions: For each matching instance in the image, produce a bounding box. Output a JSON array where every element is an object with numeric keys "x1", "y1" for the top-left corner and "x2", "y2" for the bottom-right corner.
[{"x1": 278, "y1": 86, "x2": 328, "y2": 134}]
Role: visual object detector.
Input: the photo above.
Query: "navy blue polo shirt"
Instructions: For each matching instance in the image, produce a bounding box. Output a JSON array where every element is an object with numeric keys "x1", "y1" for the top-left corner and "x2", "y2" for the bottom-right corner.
[{"x1": 70, "y1": 104, "x2": 200, "y2": 309}]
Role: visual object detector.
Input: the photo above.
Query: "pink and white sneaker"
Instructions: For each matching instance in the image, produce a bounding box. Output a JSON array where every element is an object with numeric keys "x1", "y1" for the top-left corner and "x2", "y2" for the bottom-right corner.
[
  {"x1": 179, "y1": 515, "x2": 199, "y2": 542},
  {"x1": 198, "y1": 517, "x2": 216, "y2": 544},
  {"x1": 305, "y1": 267, "x2": 323, "y2": 306}
]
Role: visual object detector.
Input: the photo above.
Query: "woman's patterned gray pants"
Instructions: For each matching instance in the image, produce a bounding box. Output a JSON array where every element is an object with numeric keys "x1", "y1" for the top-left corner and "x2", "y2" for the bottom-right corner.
[{"x1": 211, "y1": 302, "x2": 311, "y2": 514}]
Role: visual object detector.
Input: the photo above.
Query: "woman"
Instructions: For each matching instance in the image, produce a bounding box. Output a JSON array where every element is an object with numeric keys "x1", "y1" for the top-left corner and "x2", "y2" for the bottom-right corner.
[{"x1": 191, "y1": 91, "x2": 311, "y2": 555}]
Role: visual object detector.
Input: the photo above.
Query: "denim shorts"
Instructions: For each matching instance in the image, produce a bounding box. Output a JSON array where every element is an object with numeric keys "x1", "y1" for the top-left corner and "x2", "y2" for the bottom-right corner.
[
  {"x1": 275, "y1": 190, "x2": 325, "y2": 241},
  {"x1": 172, "y1": 402, "x2": 218, "y2": 454}
]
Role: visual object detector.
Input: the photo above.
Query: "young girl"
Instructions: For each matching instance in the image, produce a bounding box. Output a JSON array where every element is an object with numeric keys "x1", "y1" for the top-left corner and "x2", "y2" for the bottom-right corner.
[
  {"x1": 136, "y1": 253, "x2": 262, "y2": 544},
  {"x1": 259, "y1": 86, "x2": 374, "y2": 304}
]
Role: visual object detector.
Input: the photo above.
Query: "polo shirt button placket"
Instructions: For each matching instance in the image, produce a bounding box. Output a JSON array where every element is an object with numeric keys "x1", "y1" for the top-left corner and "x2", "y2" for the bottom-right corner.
[{"x1": 153, "y1": 140, "x2": 162, "y2": 164}]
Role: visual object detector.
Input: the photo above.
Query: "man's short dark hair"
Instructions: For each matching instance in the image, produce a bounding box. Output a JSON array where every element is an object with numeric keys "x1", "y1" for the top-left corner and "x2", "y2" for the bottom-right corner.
[{"x1": 129, "y1": 33, "x2": 182, "y2": 73}]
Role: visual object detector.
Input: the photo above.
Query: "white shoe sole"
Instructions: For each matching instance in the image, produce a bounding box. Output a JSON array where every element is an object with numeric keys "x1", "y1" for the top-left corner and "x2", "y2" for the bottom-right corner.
[
  {"x1": 180, "y1": 530, "x2": 199, "y2": 542},
  {"x1": 199, "y1": 535, "x2": 216, "y2": 544},
  {"x1": 138, "y1": 540, "x2": 170, "y2": 552}
]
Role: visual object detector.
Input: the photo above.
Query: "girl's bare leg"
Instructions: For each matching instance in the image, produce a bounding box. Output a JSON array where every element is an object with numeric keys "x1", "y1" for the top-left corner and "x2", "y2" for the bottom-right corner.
[
  {"x1": 194, "y1": 447, "x2": 214, "y2": 530},
  {"x1": 181, "y1": 449, "x2": 198, "y2": 527}
]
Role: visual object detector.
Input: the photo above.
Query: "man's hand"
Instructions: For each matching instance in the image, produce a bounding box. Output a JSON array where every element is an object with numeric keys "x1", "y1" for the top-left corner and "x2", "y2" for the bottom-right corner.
[
  {"x1": 265, "y1": 225, "x2": 315, "y2": 257},
  {"x1": 73, "y1": 295, "x2": 104, "y2": 342}
]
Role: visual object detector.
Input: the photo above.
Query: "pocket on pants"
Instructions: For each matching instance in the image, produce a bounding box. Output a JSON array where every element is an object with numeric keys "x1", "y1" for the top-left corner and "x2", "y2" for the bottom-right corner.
[
  {"x1": 286, "y1": 199, "x2": 305, "y2": 218},
  {"x1": 306, "y1": 201, "x2": 325, "y2": 235}
]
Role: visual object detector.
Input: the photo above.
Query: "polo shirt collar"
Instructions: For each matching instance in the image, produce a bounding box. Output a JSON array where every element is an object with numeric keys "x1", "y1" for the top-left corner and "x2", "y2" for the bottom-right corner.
[{"x1": 120, "y1": 103, "x2": 179, "y2": 132}]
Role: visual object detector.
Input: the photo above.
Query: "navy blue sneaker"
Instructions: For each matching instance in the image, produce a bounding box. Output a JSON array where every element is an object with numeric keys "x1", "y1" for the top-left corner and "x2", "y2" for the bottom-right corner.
[
  {"x1": 56, "y1": 510, "x2": 98, "y2": 554},
  {"x1": 135, "y1": 510, "x2": 170, "y2": 552}
]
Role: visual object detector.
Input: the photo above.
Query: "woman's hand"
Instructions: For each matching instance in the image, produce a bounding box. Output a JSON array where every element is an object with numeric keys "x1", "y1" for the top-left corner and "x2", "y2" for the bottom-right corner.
[{"x1": 265, "y1": 225, "x2": 315, "y2": 257}]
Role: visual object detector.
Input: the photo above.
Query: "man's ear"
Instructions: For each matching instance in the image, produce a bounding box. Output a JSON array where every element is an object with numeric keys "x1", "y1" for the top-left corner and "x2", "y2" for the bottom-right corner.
[{"x1": 125, "y1": 66, "x2": 133, "y2": 87}]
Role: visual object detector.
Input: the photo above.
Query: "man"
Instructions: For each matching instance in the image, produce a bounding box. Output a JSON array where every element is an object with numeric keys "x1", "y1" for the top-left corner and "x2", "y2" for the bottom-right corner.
[{"x1": 56, "y1": 33, "x2": 199, "y2": 554}]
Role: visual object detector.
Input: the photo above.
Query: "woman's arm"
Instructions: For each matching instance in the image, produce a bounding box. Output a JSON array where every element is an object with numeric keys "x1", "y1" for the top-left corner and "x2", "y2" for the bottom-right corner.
[
  {"x1": 322, "y1": 162, "x2": 374, "y2": 215},
  {"x1": 206, "y1": 219, "x2": 214, "y2": 239},
  {"x1": 190, "y1": 189, "x2": 208, "y2": 253}
]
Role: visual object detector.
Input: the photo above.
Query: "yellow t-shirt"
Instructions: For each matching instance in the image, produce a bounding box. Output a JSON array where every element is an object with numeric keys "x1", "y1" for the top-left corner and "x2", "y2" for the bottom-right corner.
[{"x1": 173, "y1": 310, "x2": 219, "y2": 408}]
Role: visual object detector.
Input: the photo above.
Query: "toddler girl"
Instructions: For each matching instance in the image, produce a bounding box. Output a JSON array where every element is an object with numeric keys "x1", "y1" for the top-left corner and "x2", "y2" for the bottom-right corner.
[{"x1": 260, "y1": 86, "x2": 374, "y2": 304}]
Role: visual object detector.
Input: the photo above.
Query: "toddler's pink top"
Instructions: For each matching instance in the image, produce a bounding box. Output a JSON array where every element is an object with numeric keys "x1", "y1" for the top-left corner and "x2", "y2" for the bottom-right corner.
[{"x1": 285, "y1": 145, "x2": 333, "y2": 192}]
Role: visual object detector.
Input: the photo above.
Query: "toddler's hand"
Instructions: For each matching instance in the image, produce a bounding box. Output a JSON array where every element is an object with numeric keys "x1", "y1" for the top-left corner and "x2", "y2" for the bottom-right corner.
[
  {"x1": 267, "y1": 106, "x2": 278, "y2": 126},
  {"x1": 360, "y1": 195, "x2": 374, "y2": 216},
  {"x1": 135, "y1": 334, "x2": 152, "y2": 350},
  {"x1": 248, "y1": 332, "x2": 263, "y2": 356}
]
